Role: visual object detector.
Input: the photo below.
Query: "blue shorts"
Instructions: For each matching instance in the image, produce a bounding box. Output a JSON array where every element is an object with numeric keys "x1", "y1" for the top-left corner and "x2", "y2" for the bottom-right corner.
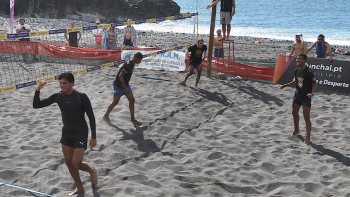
[
  {"x1": 189, "y1": 60, "x2": 202, "y2": 68},
  {"x1": 214, "y1": 48, "x2": 224, "y2": 57},
  {"x1": 113, "y1": 83, "x2": 132, "y2": 97}
]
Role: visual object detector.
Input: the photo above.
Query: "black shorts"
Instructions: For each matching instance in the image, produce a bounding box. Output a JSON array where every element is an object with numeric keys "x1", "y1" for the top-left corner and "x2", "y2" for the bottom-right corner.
[
  {"x1": 293, "y1": 96, "x2": 311, "y2": 108},
  {"x1": 189, "y1": 60, "x2": 202, "y2": 68},
  {"x1": 60, "y1": 127, "x2": 88, "y2": 149},
  {"x1": 123, "y1": 39, "x2": 133, "y2": 46},
  {"x1": 69, "y1": 42, "x2": 78, "y2": 47}
]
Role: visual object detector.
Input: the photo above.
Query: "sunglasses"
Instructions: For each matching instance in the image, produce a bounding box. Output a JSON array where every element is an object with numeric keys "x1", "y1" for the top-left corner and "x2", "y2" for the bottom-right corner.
[{"x1": 96, "y1": 23, "x2": 100, "y2": 25}]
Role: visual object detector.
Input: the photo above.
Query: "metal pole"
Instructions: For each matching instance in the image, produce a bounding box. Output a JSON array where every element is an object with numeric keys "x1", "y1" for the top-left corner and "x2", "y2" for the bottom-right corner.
[{"x1": 207, "y1": 1, "x2": 216, "y2": 78}]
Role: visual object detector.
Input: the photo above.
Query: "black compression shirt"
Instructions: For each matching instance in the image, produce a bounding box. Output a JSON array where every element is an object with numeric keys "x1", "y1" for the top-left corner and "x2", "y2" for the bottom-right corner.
[
  {"x1": 114, "y1": 60, "x2": 135, "y2": 89},
  {"x1": 294, "y1": 67, "x2": 316, "y2": 99},
  {"x1": 221, "y1": 0, "x2": 233, "y2": 12},
  {"x1": 33, "y1": 90, "x2": 96, "y2": 139},
  {"x1": 188, "y1": 44, "x2": 208, "y2": 64}
]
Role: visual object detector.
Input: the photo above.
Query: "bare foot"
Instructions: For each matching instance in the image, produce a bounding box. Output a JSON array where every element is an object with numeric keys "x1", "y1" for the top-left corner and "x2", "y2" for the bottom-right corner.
[
  {"x1": 194, "y1": 85, "x2": 200, "y2": 89},
  {"x1": 131, "y1": 119, "x2": 142, "y2": 125},
  {"x1": 220, "y1": 36, "x2": 226, "y2": 41},
  {"x1": 304, "y1": 138, "x2": 311, "y2": 145},
  {"x1": 66, "y1": 189, "x2": 85, "y2": 196},
  {"x1": 291, "y1": 130, "x2": 300, "y2": 136},
  {"x1": 102, "y1": 116, "x2": 111, "y2": 122},
  {"x1": 179, "y1": 80, "x2": 186, "y2": 85}
]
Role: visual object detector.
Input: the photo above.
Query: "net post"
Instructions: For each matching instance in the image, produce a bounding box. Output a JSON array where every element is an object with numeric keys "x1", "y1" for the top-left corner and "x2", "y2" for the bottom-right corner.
[
  {"x1": 197, "y1": 13, "x2": 199, "y2": 42},
  {"x1": 207, "y1": 1, "x2": 216, "y2": 78}
]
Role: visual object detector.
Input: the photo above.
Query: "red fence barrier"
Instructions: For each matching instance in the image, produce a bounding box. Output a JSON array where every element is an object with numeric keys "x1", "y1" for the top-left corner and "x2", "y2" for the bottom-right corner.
[
  {"x1": 0, "y1": 41, "x2": 160, "y2": 62},
  {"x1": 0, "y1": 41, "x2": 276, "y2": 81},
  {"x1": 186, "y1": 56, "x2": 275, "y2": 81}
]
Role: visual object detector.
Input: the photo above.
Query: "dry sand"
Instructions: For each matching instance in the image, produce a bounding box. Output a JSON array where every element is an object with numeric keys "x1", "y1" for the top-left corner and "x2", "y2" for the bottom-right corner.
[{"x1": 1, "y1": 65, "x2": 350, "y2": 196}]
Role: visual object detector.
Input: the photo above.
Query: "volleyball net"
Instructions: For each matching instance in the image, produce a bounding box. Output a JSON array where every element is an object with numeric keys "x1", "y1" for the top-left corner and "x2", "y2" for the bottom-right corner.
[{"x1": 0, "y1": 13, "x2": 198, "y2": 93}]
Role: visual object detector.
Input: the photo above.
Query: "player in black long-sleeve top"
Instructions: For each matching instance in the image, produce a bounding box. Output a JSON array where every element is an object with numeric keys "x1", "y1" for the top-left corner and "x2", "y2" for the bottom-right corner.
[
  {"x1": 280, "y1": 54, "x2": 317, "y2": 145},
  {"x1": 33, "y1": 72, "x2": 97, "y2": 196}
]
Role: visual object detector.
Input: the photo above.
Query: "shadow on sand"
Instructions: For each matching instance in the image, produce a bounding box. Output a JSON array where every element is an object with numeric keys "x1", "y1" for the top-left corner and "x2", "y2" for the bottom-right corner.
[{"x1": 296, "y1": 135, "x2": 350, "y2": 166}]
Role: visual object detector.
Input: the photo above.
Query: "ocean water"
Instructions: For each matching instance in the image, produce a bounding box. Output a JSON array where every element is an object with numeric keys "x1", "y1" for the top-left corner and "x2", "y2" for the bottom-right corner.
[{"x1": 168, "y1": 0, "x2": 350, "y2": 46}]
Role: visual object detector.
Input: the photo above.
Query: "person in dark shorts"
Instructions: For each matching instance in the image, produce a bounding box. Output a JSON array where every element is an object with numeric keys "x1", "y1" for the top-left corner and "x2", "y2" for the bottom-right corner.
[
  {"x1": 33, "y1": 72, "x2": 97, "y2": 196},
  {"x1": 103, "y1": 52, "x2": 143, "y2": 125},
  {"x1": 180, "y1": 39, "x2": 207, "y2": 88},
  {"x1": 64, "y1": 21, "x2": 81, "y2": 47},
  {"x1": 122, "y1": 19, "x2": 138, "y2": 50},
  {"x1": 207, "y1": 0, "x2": 236, "y2": 40},
  {"x1": 280, "y1": 53, "x2": 317, "y2": 145}
]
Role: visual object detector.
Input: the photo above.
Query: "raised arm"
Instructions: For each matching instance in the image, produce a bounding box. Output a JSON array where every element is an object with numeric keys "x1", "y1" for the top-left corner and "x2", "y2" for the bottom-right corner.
[
  {"x1": 305, "y1": 42, "x2": 316, "y2": 54},
  {"x1": 33, "y1": 80, "x2": 58, "y2": 108},
  {"x1": 207, "y1": 0, "x2": 220, "y2": 9}
]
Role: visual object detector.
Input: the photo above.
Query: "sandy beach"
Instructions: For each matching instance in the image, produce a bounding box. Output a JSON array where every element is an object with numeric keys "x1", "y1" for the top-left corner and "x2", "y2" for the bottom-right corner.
[
  {"x1": 1, "y1": 64, "x2": 350, "y2": 196},
  {"x1": 1, "y1": 14, "x2": 350, "y2": 196}
]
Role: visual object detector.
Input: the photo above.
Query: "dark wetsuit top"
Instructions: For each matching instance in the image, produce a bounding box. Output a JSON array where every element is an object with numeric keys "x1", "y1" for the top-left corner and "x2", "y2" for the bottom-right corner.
[
  {"x1": 294, "y1": 67, "x2": 316, "y2": 99},
  {"x1": 33, "y1": 90, "x2": 96, "y2": 139},
  {"x1": 188, "y1": 44, "x2": 208, "y2": 65},
  {"x1": 114, "y1": 60, "x2": 135, "y2": 89},
  {"x1": 221, "y1": 0, "x2": 233, "y2": 12}
]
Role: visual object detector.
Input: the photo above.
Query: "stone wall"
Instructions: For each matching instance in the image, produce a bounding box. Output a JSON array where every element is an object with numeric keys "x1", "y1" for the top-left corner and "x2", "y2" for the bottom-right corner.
[{"x1": 0, "y1": 0, "x2": 180, "y2": 22}]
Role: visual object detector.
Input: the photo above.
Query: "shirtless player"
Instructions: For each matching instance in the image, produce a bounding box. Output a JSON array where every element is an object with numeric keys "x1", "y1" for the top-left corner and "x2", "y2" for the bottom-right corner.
[
  {"x1": 214, "y1": 29, "x2": 224, "y2": 58},
  {"x1": 122, "y1": 19, "x2": 138, "y2": 50},
  {"x1": 290, "y1": 34, "x2": 307, "y2": 56}
]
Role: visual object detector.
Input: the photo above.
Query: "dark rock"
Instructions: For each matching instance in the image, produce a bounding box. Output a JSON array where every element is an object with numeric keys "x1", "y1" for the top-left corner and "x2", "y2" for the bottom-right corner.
[{"x1": 0, "y1": 0, "x2": 180, "y2": 22}]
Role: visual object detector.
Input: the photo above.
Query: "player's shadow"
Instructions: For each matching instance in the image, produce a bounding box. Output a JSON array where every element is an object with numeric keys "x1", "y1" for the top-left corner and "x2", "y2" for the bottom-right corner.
[
  {"x1": 296, "y1": 135, "x2": 350, "y2": 166},
  {"x1": 189, "y1": 87, "x2": 234, "y2": 107},
  {"x1": 106, "y1": 121, "x2": 172, "y2": 157},
  {"x1": 104, "y1": 88, "x2": 232, "y2": 158},
  {"x1": 218, "y1": 80, "x2": 284, "y2": 107}
]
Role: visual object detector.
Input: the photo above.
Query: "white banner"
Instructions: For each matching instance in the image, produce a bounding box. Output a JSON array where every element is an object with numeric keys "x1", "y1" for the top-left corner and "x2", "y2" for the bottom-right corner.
[{"x1": 121, "y1": 50, "x2": 186, "y2": 72}]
